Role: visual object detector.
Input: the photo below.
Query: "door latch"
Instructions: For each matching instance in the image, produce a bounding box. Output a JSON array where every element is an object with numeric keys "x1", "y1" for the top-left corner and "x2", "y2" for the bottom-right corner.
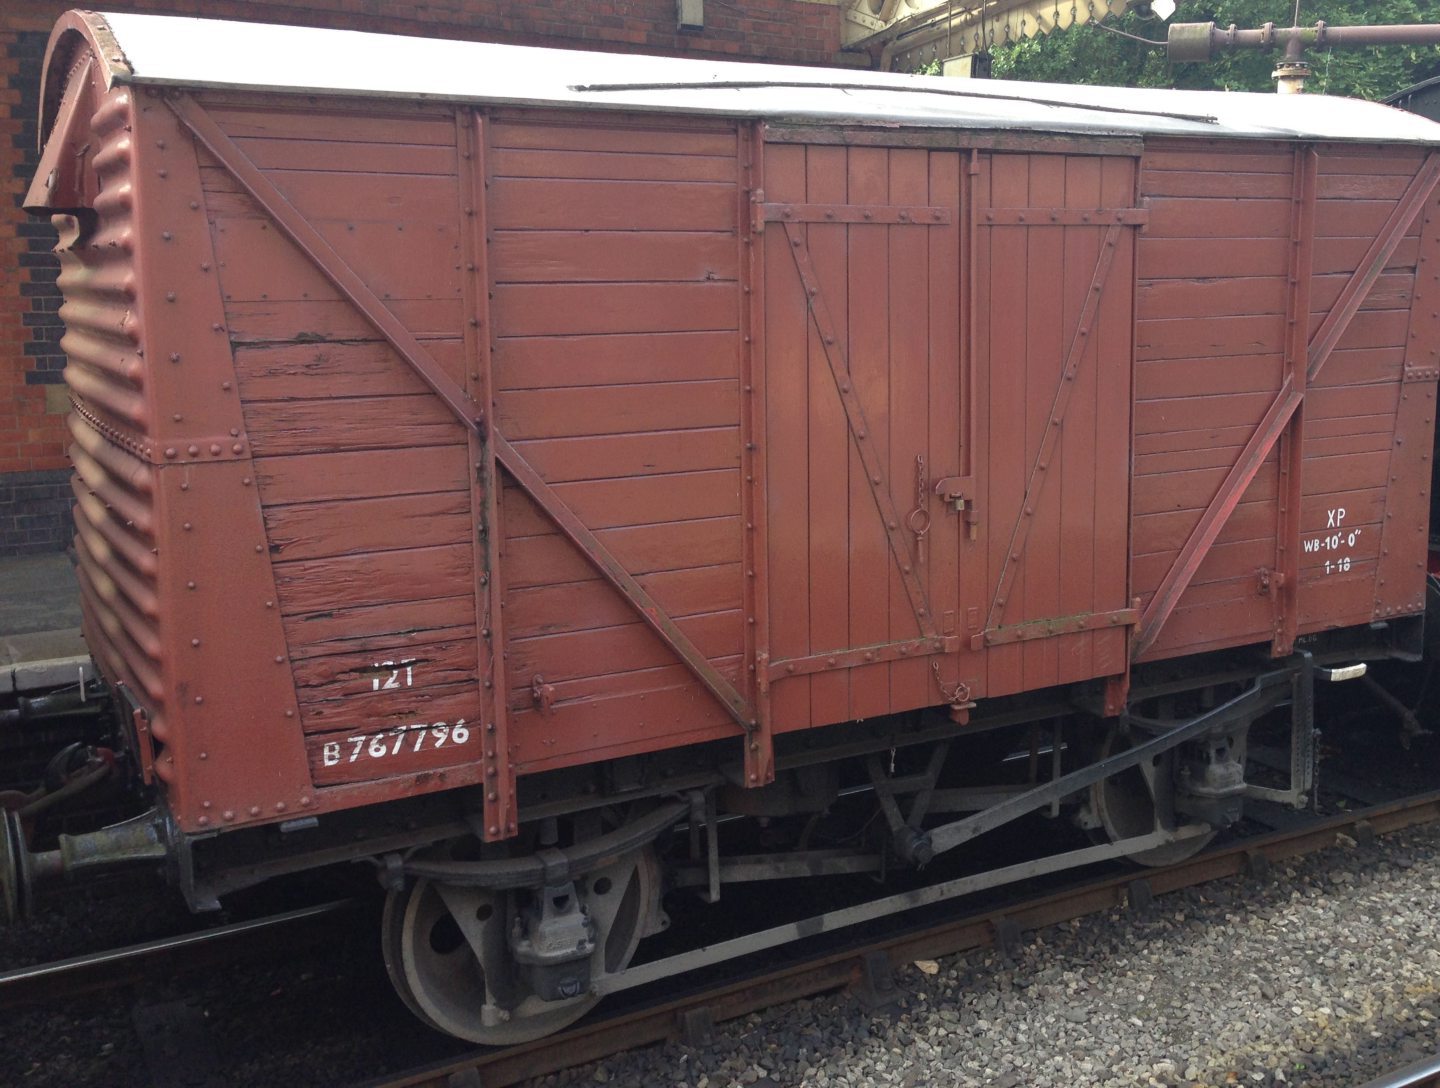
[
  {"x1": 531, "y1": 674, "x2": 557, "y2": 714},
  {"x1": 934, "y1": 476, "x2": 978, "y2": 539}
]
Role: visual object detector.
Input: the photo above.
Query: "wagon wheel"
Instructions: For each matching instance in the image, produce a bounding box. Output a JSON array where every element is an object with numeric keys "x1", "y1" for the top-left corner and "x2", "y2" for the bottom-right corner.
[
  {"x1": 0, "y1": 810, "x2": 25, "y2": 925},
  {"x1": 1089, "y1": 725, "x2": 1216, "y2": 867},
  {"x1": 381, "y1": 887, "x2": 443, "y2": 1031},
  {"x1": 384, "y1": 846, "x2": 659, "y2": 1044}
]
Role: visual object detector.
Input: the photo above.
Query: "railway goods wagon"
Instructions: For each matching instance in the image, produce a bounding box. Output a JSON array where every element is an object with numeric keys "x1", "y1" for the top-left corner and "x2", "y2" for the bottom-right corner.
[{"x1": 9, "y1": 8, "x2": 1440, "y2": 1042}]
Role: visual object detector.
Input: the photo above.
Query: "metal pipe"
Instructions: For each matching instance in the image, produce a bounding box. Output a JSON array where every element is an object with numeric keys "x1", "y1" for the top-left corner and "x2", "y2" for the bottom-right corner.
[
  {"x1": 1274, "y1": 33, "x2": 1309, "y2": 94},
  {"x1": 1168, "y1": 21, "x2": 1440, "y2": 93},
  {"x1": 1170, "y1": 21, "x2": 1440, "y2": 61}
]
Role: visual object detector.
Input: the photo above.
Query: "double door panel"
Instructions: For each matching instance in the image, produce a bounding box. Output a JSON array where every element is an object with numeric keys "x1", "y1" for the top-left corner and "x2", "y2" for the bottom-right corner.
[{"x1": 763, "y1": 143, "x2": 1138, "y2": 730}]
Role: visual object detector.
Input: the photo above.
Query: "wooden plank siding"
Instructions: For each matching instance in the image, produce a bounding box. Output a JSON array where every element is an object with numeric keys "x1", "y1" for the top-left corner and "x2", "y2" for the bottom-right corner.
[
  {"x1": 1130, "y1": 142, "x2": 1292, "y2": 660},
  {"x1": 192, "y1": 95, "x2": 1440, "y2": 800},
  {"x1": 203, "y1": 104, "x2": 485, "y2": 783},
  {"x1": 484, "y1": 117, "x2": 747, "y2": 770},
  {"x1": 1131, "y1": 140, "x2": 1429, "y2": 661},
  {"x1": 206, "y1": 105, "x2": 760, "y2": 782},
  {"x1": 971, "y1": 152, "x2": 1136, "y2": 699},
  {"x1": 760, "y1": 142, "x2": 966, "y2": 728}
]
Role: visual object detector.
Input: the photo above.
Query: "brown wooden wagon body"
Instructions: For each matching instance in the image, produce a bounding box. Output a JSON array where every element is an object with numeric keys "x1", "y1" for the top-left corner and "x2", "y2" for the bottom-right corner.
[{"x1": 27, "y1": 11, "x2": 1440, "y2": 845}]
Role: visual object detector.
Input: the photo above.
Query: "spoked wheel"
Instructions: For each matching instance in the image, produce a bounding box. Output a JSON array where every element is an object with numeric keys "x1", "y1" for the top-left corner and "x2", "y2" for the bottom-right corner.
[
  {"x1": 1090, "y1": 726, "x2": 1216, "y2": 867},
  {"x1": 384, "y1": 846, "x2": 659, "y2": 1044}
]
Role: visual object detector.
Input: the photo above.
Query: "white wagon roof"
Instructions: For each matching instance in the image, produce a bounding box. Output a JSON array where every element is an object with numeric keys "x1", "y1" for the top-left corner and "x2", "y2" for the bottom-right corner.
[{"x1": 84, "y1": 10, "x2": 1440, "y2": 145}]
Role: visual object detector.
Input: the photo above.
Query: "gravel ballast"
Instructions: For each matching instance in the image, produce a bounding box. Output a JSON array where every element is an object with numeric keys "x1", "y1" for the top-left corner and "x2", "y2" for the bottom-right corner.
[{"x1": 534, "y1": 822, "x2": 1440, "y2": 1088}]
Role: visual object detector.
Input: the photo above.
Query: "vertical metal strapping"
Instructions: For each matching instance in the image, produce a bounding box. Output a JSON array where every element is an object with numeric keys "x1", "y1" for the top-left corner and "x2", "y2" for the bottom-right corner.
[
  {"x1": 460, "y1": 109, "x2": 517, "y2": 840},
  {"x1": 742, "y1": 122, "x2": 774, "y2": 786},
  {"x1": 962, "y1": 148, "x2": 982, "y2": 683},
  {"x1": 1102, "y1": 156, "x2": 1144, "y2": 715},
  {"x1": 1272, "y1": 145, "x2": 1316, "y2": 657},
  {"x1": 963, "y1": 149, "x2": 980, "y2": 532}
]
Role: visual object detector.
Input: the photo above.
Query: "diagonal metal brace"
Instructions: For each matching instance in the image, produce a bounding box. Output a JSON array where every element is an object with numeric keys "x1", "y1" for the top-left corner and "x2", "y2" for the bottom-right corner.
[
  {"x1": 923, "y1": 664, "x2": 1296, "y2": 857},
  {"x1": 1309, "y1": 151, "x2": 1440, "y2": 383},
  {"x1": 166, "y1": 94, "x2": 482, "y2": 431},
  {"x1": 492, "y1": 433, "x2": 755, "y2": 732},
  {"x1": 1134, "y1": 378, "x2": 1302, "y2": 657},
  {"x1": 1136, "y1": 152, "x2": 1440, "y2": 658},
  {"x1": 984, "y1": 223, "x2": 1124, "y2": 635},
  {"x1": 782, "y1": 220, "x2": 937, "y2": 639}
]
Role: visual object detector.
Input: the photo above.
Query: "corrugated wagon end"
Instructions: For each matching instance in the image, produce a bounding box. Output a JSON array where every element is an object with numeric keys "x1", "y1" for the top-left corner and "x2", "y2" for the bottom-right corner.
[
  {"x1": 9, "y1": 13, "x2": 351, "y2": 908},
  {"x1": 20, "y1": 13, "x2": 175, "y2": 803},
  {"x1": 7, "y1": 11, "x2": 531, "y2": 920}
]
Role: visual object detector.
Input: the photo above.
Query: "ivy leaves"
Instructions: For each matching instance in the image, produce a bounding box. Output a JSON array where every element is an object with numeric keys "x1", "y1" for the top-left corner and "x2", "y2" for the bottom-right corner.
[{"x1": 987, "y1": 0, "x2": 1440, "y2": 97}]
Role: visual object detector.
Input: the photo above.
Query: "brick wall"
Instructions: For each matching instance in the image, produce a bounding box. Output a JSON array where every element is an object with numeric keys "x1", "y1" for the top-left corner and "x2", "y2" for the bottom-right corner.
[
  {"x1": 0, "y1": 468, "x2": 70, "y2": 555},
  {"x1": 3, "y1": 30, "x2": 64, "y2": 466},
  {"x1": 0, "y1": 0, "x2": 846, "y2": 556}
]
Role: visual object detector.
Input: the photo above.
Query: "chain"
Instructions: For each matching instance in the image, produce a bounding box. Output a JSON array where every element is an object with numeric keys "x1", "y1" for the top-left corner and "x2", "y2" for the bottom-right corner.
[
  {"x1": 931, "y1": 660, "x2": 972, "y2": 709},
  {"x1": 905, "y1": 453, "x2": 932, "y2": 566}
]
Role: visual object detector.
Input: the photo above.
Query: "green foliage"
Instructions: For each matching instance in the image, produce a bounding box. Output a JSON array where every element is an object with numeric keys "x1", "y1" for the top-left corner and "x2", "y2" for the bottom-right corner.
[{"x1": 988, "y1": 0, "x2": 1440, "y2": 97}]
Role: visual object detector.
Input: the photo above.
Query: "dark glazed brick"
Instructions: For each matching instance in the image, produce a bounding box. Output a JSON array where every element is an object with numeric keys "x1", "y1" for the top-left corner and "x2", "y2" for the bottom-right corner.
[
  {"x1": 4, "y1": 28, "x2": 68, "y2": 480},
  {"x1": 0, "y1": 469, "x2": 73, "y2": 557}
]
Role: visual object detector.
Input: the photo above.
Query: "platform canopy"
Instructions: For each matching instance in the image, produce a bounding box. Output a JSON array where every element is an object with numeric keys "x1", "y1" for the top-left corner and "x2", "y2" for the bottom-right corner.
[{"x1": 840, "y1": 0, "x2": 1136, "y2": 71}]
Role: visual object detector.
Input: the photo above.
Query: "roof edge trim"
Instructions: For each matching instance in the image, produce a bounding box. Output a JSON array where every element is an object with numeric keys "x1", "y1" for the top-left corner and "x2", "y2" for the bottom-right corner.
[{"x1": 39, "y1": 11, "x2": 130, "y2": 152}]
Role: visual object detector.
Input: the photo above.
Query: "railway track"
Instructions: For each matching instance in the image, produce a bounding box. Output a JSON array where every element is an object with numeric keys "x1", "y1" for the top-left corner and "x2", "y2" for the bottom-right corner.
[
  {"x1": 1358, "y1": 1055, "x2": 1440, "y2": 1088},
  {"x1": 3, "y1": 781, "x2": 1434, "y2": 1087},
  {"x1": 349, "y1": 788, "x2": 1440, "y2": 1088},
  {"x1": 0, "y1": 898, "x2": 355, "y2": 1009}
]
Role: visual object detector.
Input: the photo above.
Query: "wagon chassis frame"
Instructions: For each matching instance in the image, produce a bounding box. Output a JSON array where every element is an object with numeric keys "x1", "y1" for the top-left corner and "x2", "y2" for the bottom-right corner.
[
  {"x1": 123, "y1": 642, "x2": 1324, "y2": 914},
  {"x1": 240, "y1": 655, "x2": 1311, "y2": 1008}
]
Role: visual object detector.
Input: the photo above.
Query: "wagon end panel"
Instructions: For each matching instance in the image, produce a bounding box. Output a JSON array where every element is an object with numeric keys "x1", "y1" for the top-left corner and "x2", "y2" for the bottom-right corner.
[
  {"x1": 32, "y1": 65, "x2": 181, "y2": 788},
  {"x1": 30, "y1": 67, "x2": 330, "y2": 830},
  {"x1": 486, "y1": 115, "x2": 750, "y2": 774}
]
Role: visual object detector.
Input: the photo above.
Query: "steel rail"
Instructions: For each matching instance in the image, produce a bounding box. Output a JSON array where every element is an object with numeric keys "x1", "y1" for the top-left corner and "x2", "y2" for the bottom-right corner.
[
  {"x1": 1355, "y1": 1054, "x2": 1440, "y2": 1088},
  {"x1": 353, "y1": 788, "x2": 1440, "y2": 1088},
  {"x1": 0, "y1": 898, "x2": 355, "y2": 1008}
]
